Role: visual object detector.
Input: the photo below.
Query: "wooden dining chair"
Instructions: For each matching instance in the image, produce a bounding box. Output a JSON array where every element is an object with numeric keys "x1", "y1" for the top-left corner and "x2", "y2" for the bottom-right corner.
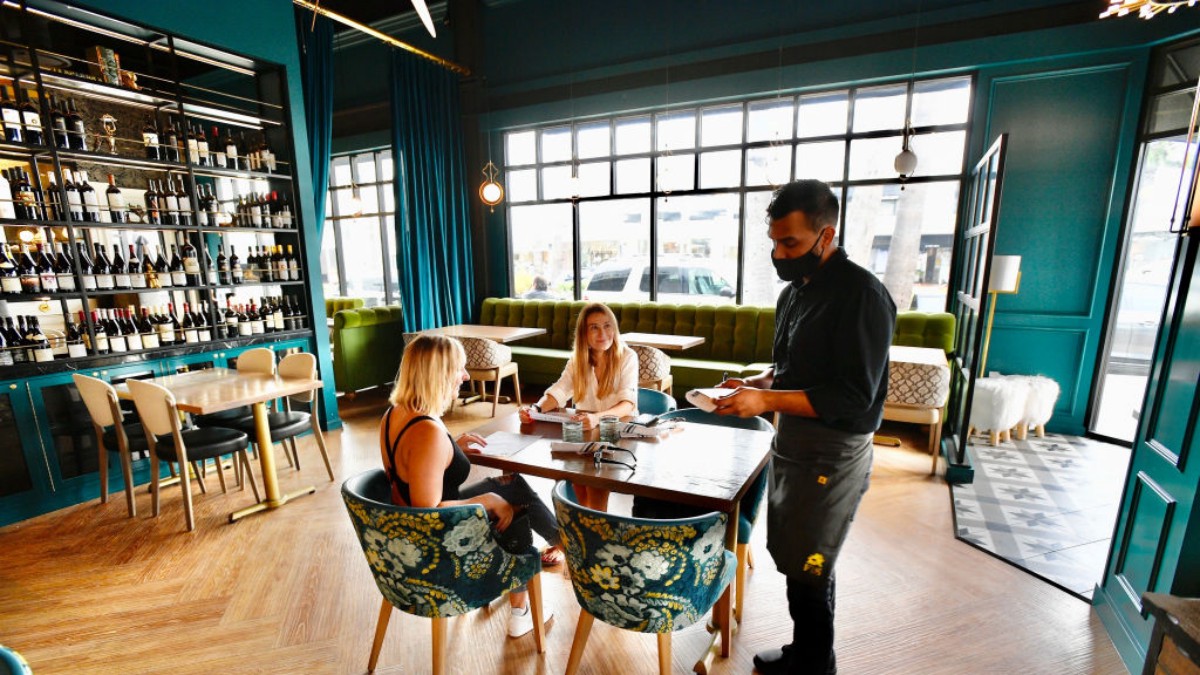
[
  {"x1": 196, "y1": 347, "x2": 285, "y2": 477},
  {"x1": 224, "y1": 352, "x2": 333, "y2": 481},
  {"x1": 73, "y1": 373, "x2": 149, "y2": 517},
  {"x1": 460, "y1": 336, "x2": 521, "y2": 417},
  {"x1": 126, "y1": 379, "x2": 255, "y2": 532},
  {"x1": 630, "y1": 344, "x2": 673, "y2": 394}
]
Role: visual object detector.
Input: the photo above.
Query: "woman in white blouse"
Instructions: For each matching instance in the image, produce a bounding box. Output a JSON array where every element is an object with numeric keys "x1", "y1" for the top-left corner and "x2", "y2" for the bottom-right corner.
[{"x1": 519, "y1": 302, "x2": 638, "y2": 510}]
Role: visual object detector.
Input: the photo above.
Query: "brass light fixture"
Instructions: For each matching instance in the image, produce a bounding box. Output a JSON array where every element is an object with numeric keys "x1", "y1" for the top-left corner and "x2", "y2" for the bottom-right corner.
[
  {"x1": 479, "y1": 160, "x2": 504, "y2": 210},
  {"x1": 1100, "y1": 0, "x2": 1198, "y2": 19},
  {"x1": 895, "y1": 2, "x2": 921, "y2": 188}
]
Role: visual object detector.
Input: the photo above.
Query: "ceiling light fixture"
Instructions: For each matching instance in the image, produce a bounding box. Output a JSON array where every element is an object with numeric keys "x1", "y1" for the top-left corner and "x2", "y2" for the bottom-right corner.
[
  {"x1": 411, "y1": 0, "x2": 437, "y2": 38},
  {"x1": 479, "y1": 161, "x2": 504, "y2": 210},
  {"x1": 1100, "y1": 0, "x2": 1198, "y2": 19},
  {"x1": 894, "y1": 1, "x2": 921, "y2": 189}
]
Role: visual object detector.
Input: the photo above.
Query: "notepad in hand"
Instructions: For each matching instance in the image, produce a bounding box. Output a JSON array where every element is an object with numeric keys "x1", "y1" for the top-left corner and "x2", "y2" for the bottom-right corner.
[
  {"x1": 528, "y1": 409, "x2": 576, "y2": 424},
  {"x1": 685, "y1": 388, "x2": 734, "y2": 413}
]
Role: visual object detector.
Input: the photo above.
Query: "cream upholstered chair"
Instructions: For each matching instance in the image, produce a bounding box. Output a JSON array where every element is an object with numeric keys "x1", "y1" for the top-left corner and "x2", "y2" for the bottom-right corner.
[
  {"x1": 630, "y1": 344, "x2": 672, "y2": 394},
  {"x1": 73, "y1": 373, "x2": 149, "y2": 517},
  {"x1": 460, "y1": 337, "x2": 521, "y2": 417},
  {"x1": 126, "y1": 378, "x2": 253, "y2": 532}
]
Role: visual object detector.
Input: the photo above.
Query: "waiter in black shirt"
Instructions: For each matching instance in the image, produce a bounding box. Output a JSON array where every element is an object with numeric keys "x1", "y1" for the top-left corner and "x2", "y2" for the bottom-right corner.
[{"x1": 713, "y1": 179, "x2": 896, "y2": 675}]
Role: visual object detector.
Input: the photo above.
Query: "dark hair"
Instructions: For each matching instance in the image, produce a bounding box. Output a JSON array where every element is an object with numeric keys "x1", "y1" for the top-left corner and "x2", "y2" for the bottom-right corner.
[
  {"x1": 532, "y1": 275, "x2": 549, "y2": 291},
  {"x1": 766, "y1": 179, "x2": 839, "y2": 231}
]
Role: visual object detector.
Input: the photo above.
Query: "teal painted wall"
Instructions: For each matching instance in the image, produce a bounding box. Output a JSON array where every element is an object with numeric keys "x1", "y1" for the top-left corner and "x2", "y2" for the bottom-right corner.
[{"x1": 68, "y1": 0, "x2": 341, "y2": 430}]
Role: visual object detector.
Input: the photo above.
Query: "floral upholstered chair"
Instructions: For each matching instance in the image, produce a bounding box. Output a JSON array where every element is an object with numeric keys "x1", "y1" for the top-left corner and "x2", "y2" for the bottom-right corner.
[
  {"x1": 342, "y1": 469, "x2": 546, "y2": 674},
  {"x1": 552, "y1": 481, "x2": 736, "y2": 675}
]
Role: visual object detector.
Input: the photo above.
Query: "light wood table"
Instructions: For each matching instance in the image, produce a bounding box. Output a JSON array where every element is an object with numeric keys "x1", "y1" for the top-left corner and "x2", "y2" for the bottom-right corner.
[
  {"x1": 116, "y1": 368, "x2": 324, "y2": 522},
  {"x1": 469, "y1": 412, "x2": 773, "y2": 669},
  {"x1": 622, "y1": 332, "x2": 705, "y2": 351},
  {"x1": 421, "y1": 324, "x2": 547, "y2": 343}
]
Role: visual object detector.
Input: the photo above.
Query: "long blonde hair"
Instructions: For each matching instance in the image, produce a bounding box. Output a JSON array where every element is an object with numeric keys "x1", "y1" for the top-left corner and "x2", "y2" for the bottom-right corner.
[
  {"x1": 571, "y1": 303, "x2": 626, "y2": 403},
  {"x1": 388, "y1": 335, "x2": 465, "y2": 415}
]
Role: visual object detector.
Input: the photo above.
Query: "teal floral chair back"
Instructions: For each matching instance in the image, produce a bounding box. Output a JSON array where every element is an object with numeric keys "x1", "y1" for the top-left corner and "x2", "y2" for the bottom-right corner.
[
  {"x1": 342, "y1": 469, "x2": 540, "y2": 618},
  {"x1": 553, "y1": 481, "x2": 736, "y2": 634}
]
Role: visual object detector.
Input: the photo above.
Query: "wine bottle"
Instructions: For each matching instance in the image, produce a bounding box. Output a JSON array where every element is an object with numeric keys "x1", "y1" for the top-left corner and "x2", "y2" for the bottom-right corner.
[
  {"x1": 64, "y1": 170, "x2": 83, "y2": 222},
  {"x1": 168, "y1": 303, "x2": 183, "y2": 344},
  {"x1": 185, "y1": 124, "x2": 199, "y2": 165},
  {"x1": 17, "y1": 245, "x2": 40, "y2": 294},
  {"x1": 174, "y1": 177, "x2": 192, "y2": 227},
  {"x1": 249, "y1": 192, "x2": 263, "y2": 227},
  {"x1": 92, "y1": 242, "x2": 115, "y2": 290},
  {"x1": 168, "y1": 245, "x2": 187, "y2": 287},
  {"x1": 160, "y1": 179, "x2": 178, "y2": 225},
  {"x1": 216, "y1": 245, "x2": 229, "y2": 285},
  {"x1": 154, "y1": 245, "x2": 172, "y2": 288},
  {"x1": 238, "y1": 131, "x2": 251, "y2": 171},
  {"x1": 286, "y1": 244, "x2": 300, "y2": 281},
  {"x1": 0, "y1": 169, "x2": 14, "y2": 219},
  {"x1": 196, "y1": 126, "x2": 209, "y2": 167},
  {"x1": 65, "y1": 311, "x2": 87, "y2": 358},
  {"x1": 282, "y1": 297, "x2": 295, "y2": 331},
  {"x1": 181, "y1": 238, "x2": 201, "y2": 287},
  {"x1": 223, "y1": 127, "x2": 238, "y2": 170},
  {"x1": 273, "y1": 245, "x2": 288, "y2": 281},
  {"x1": 271, "y1": 296, "x2": 284, "y2": 332},
  {"x1": 48, "y1": 95, "x2": 68, "y2": 149},
  {"x1": 143, "y1": 179, "x2": 160, "y2": 225},
  {"x1": 155, "y1": 304, "x2": 176, "y2": 346},
  {"x1": 223, "y1": 297, "x2": 239, "y2": 338},
  {"x1": 35, "y1": 244, "x2": 57, "y2": 293},
  {"x1": 18, "y1": 88, "x2": 44, "y2": 146},
  {"x1": 75, "y1": 242, "x2": 96, "y2": 291},
  {"x1": 164, "y1": 119, "x2": 180, "y2": 163},
  {"x1": 142, "y1": 116, "x2": 160, "y2": 160},
  {"x1": 127, "y1": 244, "x2": 145, "y2": 290},
  {"x1": 0, "y1": 317, "x2": 10, "y2": 366},
  {"x1": 0, "y1": 87, "x2": 23, "y2": 143},
  {"x1": 111, "y1": 244, "x2": 130, "y2": 289},
  {"x1": 234, "y1": 303, "x2": 251, "y2": 337},
  {"x1": 121, "y1": 308, "x2": 142, "y2": 351},
  {"x1": 6, "y1": 316, "x2": 27, "y2": 363},
  {"x1": 12, "y1": 170, "x2": 38, "y2": 221},
  {"x1": 54, "y1": 243, "x2": 76, "y2": 292},
  {"x1": 78, "y1": 171, "x2": 101, "y2": 222},
  {"x1": 138, "y1": 307, "x2": 160, "y2": 349},
  {"x1": 196, "y1": 302, "x2": 212, "y2": 342},
  {"x1": 105, "y1": 174, "x2": 125, "y2": 224},
  {"x1": 90, "y1": 310, "x2": 109, "y2": 355},
  {"x1": 211, "y1": 126, "x2": 226, "y2": 168},
  {"x1": 42, "y1": 172, "x2": 61, "y2": 221},
  {"x1": 65, "y1": 99, "x2": 86, "y2": 151},
  {"x1": 229, "y1": 245, "x2": 243, "y2": 284},
  {"x1": 181, "y1": 302, "x2": 198, "y2": 343},
  {"x1": 105, "y1": 309, "x2": 127, "y2": 354},
  {"x1": 29, "y1": 317, "x2": 53, "y2": 362},
  {"x1": 0, "y1": 245, "x2": 22, "y2": 294}
]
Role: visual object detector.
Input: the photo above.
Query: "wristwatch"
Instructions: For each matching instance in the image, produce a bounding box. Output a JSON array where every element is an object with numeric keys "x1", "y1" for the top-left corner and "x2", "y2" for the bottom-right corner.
[{"x1": 531, "y1": 403, "x2": 542, "y2": 413}]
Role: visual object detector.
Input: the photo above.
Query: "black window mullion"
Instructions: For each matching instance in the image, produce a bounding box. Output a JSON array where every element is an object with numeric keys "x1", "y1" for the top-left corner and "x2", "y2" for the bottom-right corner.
[{"x1": 375, "y1": 150, "x2": 394, "y2": 306}]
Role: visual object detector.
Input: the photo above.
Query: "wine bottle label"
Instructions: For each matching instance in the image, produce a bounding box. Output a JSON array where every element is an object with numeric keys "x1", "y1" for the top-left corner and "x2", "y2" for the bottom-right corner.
[
  {"x1": 183, "y1": 258, "x2": 201, "y2": 274},
  {"x1": 251, "y1": 319, "x2": 264, "y2": 335},
  {"x1": 158, "y1": 272, "x2": 173, "y2": 287},
  {"x1": 20, "y1": 273, "x2": 40, "y2": 293},
  {"x1": 141, "y1": 332, "x2": 160, "y2": 349},
  {"x1": 187, "y1": 139, "x2": 198, "y2": 163},
  {"x1": 143, "y1": 132, "x2": 158, "y2": 148},
  {"x1": 1, "y1": 277, "x2": 22, "y2": 293},
  {"x1": 179, "y1": 196, "x2": 191, "y2": 211},
  {"x1": 34, "y1": 346, "x2": 54, "y2": 362},
  {"x1": 2, "y1": 109, "x2": 20, "y2": 127},
  {"x1": 159, "y1": 326, "x2": 175, "y2": 344},
  {"x1": 39, "y1": 272, "x2": 58, "y2": 292},
  {"x1": 96, "y1": 334, "x2": 109, "y2": 351},
  {"x1": 126, "y1": 334, "x2": 143, "y2": 351},
  {"x1": 273, "y1": 311, "x2": 283, "y2": 331},
  {"x1": 114, "y1": 273, "x2": 131, "y2": 287},
  {"x1": 130, "y1": 274, "x2": 147, "y2": 289},
  {"x1": 57, "y1": 273, "x2": 76, "y2": 291},
  {"x1": 66, "y1": 192, "x2": 82, "y2": 217},
  {"x1": 0, "y1": 348, "x2": 12, "y2": 366},
  {"x1": 81, "y1": 273, "x2": 97, "y2": 290},
  {"x1": 165, "y1": 195, "x2": 179, "y2": 212},
  {"x1": 238, "y1": 321, "x2": 253, "y2": 336},
  {"x1": 96, "y1": 273, "x2": 115, "y2": 289},
  {"x1": 108, "y1": 193, "x2": 126, "y2": 210},
  {"x1": 214, "y1": 151, "x2": 226, "y2": 168},
  {"x1": 184, "y1": 328, "x2": 198, "y2": 344},
  {"x1": 232, "y1": 269, "x2": 244, "y2": 283},
  {"x1": 171, "y1": 271, "x2": 187, "y2": 286},
  {"x1": 199, "y1": 328, "x2": 212, "y2": 342},
  {"x1": 21, "y1": 111, "x2": 41, "y2": 129},
  {"x1": 109, "y1": 335, "x2": 127, "y2": 353}
]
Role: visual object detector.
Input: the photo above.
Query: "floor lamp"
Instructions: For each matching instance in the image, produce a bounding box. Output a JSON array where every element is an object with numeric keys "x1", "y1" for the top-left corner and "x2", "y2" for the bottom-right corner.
[{"x1": 979, "y1": 255, "x2": 1022, "y2": 377}]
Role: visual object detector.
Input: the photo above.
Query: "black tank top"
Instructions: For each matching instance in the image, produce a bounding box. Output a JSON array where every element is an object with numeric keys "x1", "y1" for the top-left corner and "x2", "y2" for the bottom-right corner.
[{"x1": 382, "y1": 408, "x2": 472, "y2": 506}]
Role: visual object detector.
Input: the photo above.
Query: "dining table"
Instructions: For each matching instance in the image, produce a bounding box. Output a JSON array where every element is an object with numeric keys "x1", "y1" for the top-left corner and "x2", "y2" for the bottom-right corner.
[
  {"x1": 467, "y1": 411, "x2": 774, "y2": 670},
  {"x1": 622, "y1": 332, "x2": 705, "y2": 351},
  {"x1": 421, "y1": 324, "x2": 547, "y2": 343},
  {"x1": 116, "y1": 367, "x2": 324, "y2": 522}
]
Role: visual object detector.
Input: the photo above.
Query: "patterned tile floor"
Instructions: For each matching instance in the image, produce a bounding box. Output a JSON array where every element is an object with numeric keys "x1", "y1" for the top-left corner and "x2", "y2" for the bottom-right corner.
[{"x1": 951, "y1": 433, "x2": 1130, "y2": 600}]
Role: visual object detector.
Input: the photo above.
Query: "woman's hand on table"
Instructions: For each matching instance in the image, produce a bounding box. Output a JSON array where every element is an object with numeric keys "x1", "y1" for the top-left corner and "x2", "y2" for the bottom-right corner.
[
  {"x1": 456, "y1": 432, "x2": 487, "y2": 454},
  {"x1": 572, "y1": 412, "x2": 599, "y2": 429},
  {"x1": 518, "y1": 406, "x2": 535, "y2": 424}
]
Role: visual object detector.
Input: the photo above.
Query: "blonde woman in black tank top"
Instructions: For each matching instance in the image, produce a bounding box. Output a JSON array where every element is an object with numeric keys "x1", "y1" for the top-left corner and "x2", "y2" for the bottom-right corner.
[{"x1": 380, "y1": 335, "x2": 558, "y2": 638}]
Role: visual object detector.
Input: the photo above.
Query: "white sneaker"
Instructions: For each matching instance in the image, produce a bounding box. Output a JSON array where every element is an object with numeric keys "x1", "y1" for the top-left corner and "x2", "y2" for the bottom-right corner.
[{"x1": 507, "y1": 603, "x2": 554, "y2": 638}]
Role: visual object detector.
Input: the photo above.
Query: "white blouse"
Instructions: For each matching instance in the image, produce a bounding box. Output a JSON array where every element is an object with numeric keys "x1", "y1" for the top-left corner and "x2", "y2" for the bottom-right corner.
[{"x1": 545, "y1": 348, "x2": 639, "y2": 414}]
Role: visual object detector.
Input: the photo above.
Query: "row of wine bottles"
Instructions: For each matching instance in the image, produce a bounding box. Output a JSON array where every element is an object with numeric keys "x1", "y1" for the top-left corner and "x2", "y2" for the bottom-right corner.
[
  {"x1": 0, "y1": 296, "x2": 309, "y2": 366},
  {"x1": 0, "y1": 240, "x2": 302, "y2": 295},
  {"x1": 0, "y1": 85, "x2": 46, "y2": 147}
]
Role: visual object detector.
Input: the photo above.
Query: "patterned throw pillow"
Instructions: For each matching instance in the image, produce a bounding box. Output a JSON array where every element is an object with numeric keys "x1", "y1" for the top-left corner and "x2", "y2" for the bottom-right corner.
[
  {"x1": 630, "y1": 344, "x2": 670, "y2": 381},
  {"x1": 460, "y1": 337, "x2": 512, "y2": 369},
  {"x1": 886, "y1": 359, "x2": 950, "y2": 408}
]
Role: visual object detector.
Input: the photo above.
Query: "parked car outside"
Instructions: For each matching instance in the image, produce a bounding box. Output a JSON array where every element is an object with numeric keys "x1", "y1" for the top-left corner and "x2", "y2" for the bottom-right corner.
[{"x1": 582, "y1": 257, "x2": 735, "y2": 304}]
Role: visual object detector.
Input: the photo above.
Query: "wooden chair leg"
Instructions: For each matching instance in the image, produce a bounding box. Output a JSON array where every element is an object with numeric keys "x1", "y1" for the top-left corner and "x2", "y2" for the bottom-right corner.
[
  {"x1": 119, "y1": 446, "x2": 136, "y2": 517},
  {"x1": 288, "y1": 437, "x2": 301, "y2": 471},
  {"x1": 657, "y1": 632, "x2": 672, "y2": 675},
  {"x1": 735, "y1": 542, "x2": 749, "y2": 622},
  {"x1": 180, "y1": 457, "x2": 196, "y2": 532},
  {"x1": 491, "y1": 369, "x2": 501, "y2": 417},
  {"x1": 191, "y1": 461, "x2": 207, "y2": 494},
  {"x1": 431, "y1": 616, "x2": 448, "y2": 675},
  {"x1": 215, "y1": 456, "x2": 228, "y2": 494},
  {"x1": 565, "y1": 610, "x2": 595, "y2": 675},
  {"x1": 368, "y1": 598, "x2": 392, "y2": 673},
  {"x1": 282, "y1": 440, "x2": 295, "y2": 468},
  {"x1": 746, "y1": 547, "x2": 754, "y2": 569},
  {"x1": 989, "y1": 430, "x2": 999, "y2": 446},
  {"x1": 150, "y1": 452, "x2": 161, "y2": 517},
  {"x1": 96, "y1": 428, "x2": 109, "y2": 505},
  {"x1": 512, "y1": 369, "x2": 522, "y2": 407},
  {"x1": 1036, "y1": 424, "x2": 1046, "y2": 438},
  {"x1": 240, "y1": 451, "x2": 261, "y2": 503},
  {"x1": 528, "y1": 572, "x2": 547, "y2": 654},
  {"x1": 929, "y1": 419, "x2": 944, "y2": 476},
  {"x1": 311, "y1": 415, "x2": 334, "y2": 482}
]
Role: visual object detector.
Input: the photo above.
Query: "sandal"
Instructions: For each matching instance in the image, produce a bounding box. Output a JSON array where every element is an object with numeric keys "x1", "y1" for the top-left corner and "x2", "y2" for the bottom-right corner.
[{"x1": 540, "y1": 546, "x2": 564, "y2": 566}]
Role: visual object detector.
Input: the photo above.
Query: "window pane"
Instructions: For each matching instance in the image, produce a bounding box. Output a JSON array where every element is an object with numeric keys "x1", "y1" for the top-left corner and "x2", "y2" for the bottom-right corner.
[
  {"x1": 795, "y1": 140, "x2": 846, "y2": 183},
  {"x1": 616, "y1": 158, "x2": 650, "y2": 194},
  {"x1": 1147, "y1": 88, "x2": 1199, "y2": 136},
  {"x1": 510, "y1": 203, "x2": 573, "y2": 298},
  {"x1": 379, "y1": 149, "x2": 394, "y2": 180},
  {"x1": 912, "y1": 77, "x2": 971, "y2": 127},
  {"x1": 507, "y1": 169, "x2": 538, "y2": 202},
  {"x1": 656, "y1": 193, "x2": 739, "y2": 304},
  {"x1": 542, "y1": 165, "x2": 574, "y2": 200},
  {"x1": 358, "y1": 183, "x2": 380, "y2": 215},
  {"x1": 382, "y1": 185, "x2": 395, "y2": 213},
  {"x1": 507, "y1": 130, "x2": 537, "y2": 165},
  {"x1": 339, "y1": 217, "x2": 386, "y2": 307},
  {"x1": 333, "y1": 186, "x2": 361, "y2": 215},
  {"x1": 331, "y1": 156, "x2": 352, "y2": 187},
  {"x1": 577, "y1": 122, "x2": 611, "y2": 159},
  {"x1": 656, "y1": 153, "x2": 695, "y2": 192},
  {"x1": 745, "y1": 145, "x2": 792, "y2": 186},
  {"x1": 844, "y1": 181, "x2": 958, "y2": 312},
  {"x1": 853, "y1": 84, "x2": 907, "y2": 133},
  {"x1": 541, "y1": 126, "x2": 572, "y2": 163},
  {"x1": 747, "y1": 99, "x2": 793, "y2": 142},
  {"x1": 909, "y1": 130, "x2": 967, "y2": 176},
  {"x1": 576, "y1": 161, "x2": 611, "y2": 198},
  {"x1": 580, "y1": 199, "x2": 650, "y2": 303},
  {"x1": 656, "y1": 111, "x2": 696, "y2": 151},
  {"x1": 741, "y1": 190, "x2": 783, "y2": 307},
  {"x1": 847, "y1": 135, "x2": 904, "y2": 180},
  {"x1": 702, "y1": 105, "x2": 743, "y2": 147},
  {"x1": 384, "y1": 216, "x2": 399, "y2": 304},
  {"x1": 797, "y1": 91, "x2": 848, "y2": 137},
  {"x1": 616, "y1": 116, "x2": 651, "y2": 155},
  {"x1": 354, "y1": 153, "x2": 377, "y2": 183},
  {"x1": 700, "y1": 150, "x2": 741, "y2": 189},
  {"x1": 320, "y1": 223, "x2": 341, "y2": 300}
]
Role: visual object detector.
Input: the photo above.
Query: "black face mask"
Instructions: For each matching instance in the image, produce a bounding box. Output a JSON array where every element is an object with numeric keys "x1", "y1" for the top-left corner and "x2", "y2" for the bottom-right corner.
[{"x1": 772, "y1": 228, "x2": 829, "y2": 284}]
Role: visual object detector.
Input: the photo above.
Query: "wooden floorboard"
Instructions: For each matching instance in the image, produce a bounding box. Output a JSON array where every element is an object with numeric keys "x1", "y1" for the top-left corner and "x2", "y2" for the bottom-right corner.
[{"x1": 0, "y1": 387, "x2": 1129, "y2": 674}]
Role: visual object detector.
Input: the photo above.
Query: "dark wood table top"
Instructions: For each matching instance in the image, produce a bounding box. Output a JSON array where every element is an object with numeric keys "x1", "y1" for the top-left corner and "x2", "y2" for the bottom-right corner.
[{"x1": 467, "y1": 413, "x2": 774, "y2": 513}]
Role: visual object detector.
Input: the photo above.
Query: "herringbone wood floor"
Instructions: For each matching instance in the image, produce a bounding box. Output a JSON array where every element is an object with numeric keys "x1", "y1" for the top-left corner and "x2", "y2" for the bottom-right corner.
[{"x1": 0, "y1": 388, "x2": 1127, "y2": 674}]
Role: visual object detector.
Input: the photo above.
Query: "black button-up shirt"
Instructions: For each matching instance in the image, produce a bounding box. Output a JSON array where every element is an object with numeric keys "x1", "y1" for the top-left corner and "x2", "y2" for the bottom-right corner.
[{"x1": 772, "y1": 248, "x2": 897, "y2": 434}]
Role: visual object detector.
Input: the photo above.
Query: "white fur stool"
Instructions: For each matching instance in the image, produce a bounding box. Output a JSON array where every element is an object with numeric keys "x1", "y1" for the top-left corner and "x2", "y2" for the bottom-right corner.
[
  {"x1": 1004, "y1": 374, "x2": 1060, "y2": 440},
  {"x1": 969, "y1": 377, "x2": 1029, "y2": 446}
]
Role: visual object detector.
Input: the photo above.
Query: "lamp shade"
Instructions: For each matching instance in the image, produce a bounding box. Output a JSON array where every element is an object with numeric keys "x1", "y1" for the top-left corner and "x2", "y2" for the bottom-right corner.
[{"x1": 988, "y1": 255, "x2": 1022, "y2": 293}]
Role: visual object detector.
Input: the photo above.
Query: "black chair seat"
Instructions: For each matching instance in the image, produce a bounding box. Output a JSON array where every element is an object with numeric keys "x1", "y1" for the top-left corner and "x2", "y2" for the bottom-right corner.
[
  {"x1": 228, "y1": 411, "x2": 311, "y2": 443},
  {"x1": 153, "y1": 426, "x2": 249, "y2": 463},
  {"x1": 195, "y1": 406, "x2": 253, "y2": 427},
  {"x1": 102, "y1": 423, "x2": 150, "y2": 453}
]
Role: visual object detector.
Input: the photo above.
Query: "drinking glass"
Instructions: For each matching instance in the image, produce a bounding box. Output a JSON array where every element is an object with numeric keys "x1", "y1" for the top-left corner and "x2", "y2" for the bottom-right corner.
[
  {"x1": 599, "y1": 415, "x2": 621, "y2": 443},
  {"x1": 562, "y1": 419, "x2": 584, "y2": 443}
]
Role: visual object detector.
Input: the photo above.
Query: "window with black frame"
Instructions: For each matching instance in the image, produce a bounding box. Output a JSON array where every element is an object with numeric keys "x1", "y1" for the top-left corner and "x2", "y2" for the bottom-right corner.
[
  {"x1": 503, "y1": 75, "x2": 972, "y2": 310},
  {"x1": 322, "y1": 149, "x2": 400, "y2": 307}
]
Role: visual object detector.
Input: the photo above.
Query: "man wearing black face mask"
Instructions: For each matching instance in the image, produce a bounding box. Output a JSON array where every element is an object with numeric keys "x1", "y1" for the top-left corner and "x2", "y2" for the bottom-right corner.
[{"x1": 711, "y1": 179, "x2": 895, "y2": 675}]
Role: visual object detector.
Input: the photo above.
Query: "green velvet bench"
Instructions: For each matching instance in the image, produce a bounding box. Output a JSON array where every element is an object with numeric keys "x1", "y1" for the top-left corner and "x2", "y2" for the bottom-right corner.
[
  {"x1": 331, "y1": 305, "x2": 404, "y2": 397},
  {"x1": 325, "y1": 296, "x2": 365, "y2": 316}
]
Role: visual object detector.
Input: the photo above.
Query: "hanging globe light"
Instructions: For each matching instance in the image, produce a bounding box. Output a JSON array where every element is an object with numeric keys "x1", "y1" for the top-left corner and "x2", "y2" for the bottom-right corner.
[{"x1": 479, "y1": 160, "x2": 504, "y2": 211}]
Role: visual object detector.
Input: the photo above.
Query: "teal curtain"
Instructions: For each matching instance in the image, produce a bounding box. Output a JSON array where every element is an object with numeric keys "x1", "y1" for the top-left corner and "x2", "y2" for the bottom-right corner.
[
  {"x1": 390, "y1": 51, "x2": 474, "y2": 331},
  {"x1": 296, "y1": 8, "x2": 334, "y2": 239}
]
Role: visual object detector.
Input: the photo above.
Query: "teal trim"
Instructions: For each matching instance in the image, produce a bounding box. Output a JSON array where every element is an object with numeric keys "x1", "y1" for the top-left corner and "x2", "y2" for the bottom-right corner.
[{"x1": 1093, "y1": 580, "x2": 1149, "y2": 670}]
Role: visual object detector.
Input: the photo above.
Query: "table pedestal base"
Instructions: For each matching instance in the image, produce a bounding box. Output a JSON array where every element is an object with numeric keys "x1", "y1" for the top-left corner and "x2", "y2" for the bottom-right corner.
[{"x1": 230, "y1": 485, "x2": 316, "y2": 522}]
